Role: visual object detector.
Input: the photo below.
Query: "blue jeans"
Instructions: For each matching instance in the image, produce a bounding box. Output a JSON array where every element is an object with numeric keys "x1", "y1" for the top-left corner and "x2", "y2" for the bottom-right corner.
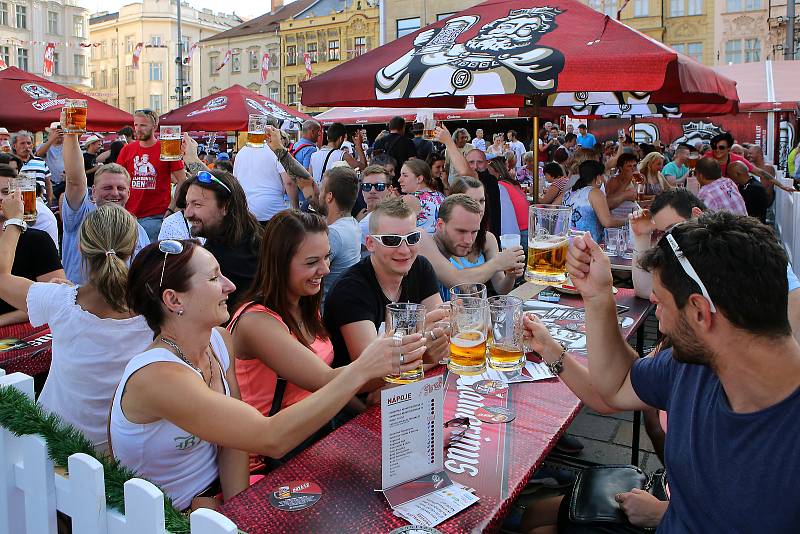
[{"x1": 138, "y1": 214, "x2": 164, "y2": 243}]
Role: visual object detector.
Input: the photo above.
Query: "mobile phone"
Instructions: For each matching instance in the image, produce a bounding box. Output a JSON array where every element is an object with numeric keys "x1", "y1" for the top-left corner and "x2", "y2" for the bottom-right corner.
[
  {"x1": 538, "y1": 289, "x2": 561, "y2": 303},
  {"x1": 617, "y1": 129, "x2": 625, "y2": 138}
]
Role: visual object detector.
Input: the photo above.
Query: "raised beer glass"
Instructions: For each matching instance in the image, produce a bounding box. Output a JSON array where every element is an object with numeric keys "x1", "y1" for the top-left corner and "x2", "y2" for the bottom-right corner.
[
  {"x1": 526, "y1": 205, "x2": 572, "y2": 286},
  {"x1": 159, "y1": 126, "x2": 182, "y2": 161},
  {"x1": 247, "y1": 114, "x2": 268, "y2": 148},
  {"x1": 13, "y1": 174, "x2": 38, "y2": 223},
  {"x1": 487, "y1": 295, "x2": 525, "y2": 371},
  {"x1": 384, "y1": 302, "x2": 426, "y2": 384},
  {"x1": 449, "y1": 283, "x2": 487, "y2": 302},
  {"x1": 448, "y1": 296, "x2": 488, "y2": 376},
  {"x1": 63, "y1": 99, "x2": 87, "y2": 134}
]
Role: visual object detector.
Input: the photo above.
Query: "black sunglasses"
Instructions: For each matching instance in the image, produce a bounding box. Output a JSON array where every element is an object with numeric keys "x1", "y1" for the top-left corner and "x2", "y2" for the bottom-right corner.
[
  {"x1": 361, "y1": 182, "x2": 387, "y2": 192},
  {"x1": 713, "y1": 144, "x2": 729, "y2": 150}
]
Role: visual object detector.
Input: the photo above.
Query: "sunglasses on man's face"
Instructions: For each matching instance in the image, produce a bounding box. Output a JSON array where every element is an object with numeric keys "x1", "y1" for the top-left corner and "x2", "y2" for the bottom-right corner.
[
  {"x1": 713, "y1": 144, "x2": 729, "y2": 151},
  {"x1": 361, "y1": 182, "x2": 387, "y2": 192},
  {"x1": 370, "y1": 231, "x2": 422, "y2": 248}
]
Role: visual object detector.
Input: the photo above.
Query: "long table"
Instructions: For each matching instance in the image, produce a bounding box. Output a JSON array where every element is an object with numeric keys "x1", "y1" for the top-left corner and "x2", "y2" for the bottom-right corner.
[
  {"x1": 219, "y1": 287, "x2": 652, "y2": 533},
  {"x1": 0, "y1": 322, "x2": 52, "y2": 376}
]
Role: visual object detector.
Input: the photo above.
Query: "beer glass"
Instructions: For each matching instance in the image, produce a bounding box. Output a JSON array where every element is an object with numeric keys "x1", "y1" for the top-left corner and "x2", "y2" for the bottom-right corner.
[
  {"x1": 422, "y1": 115, "x2": 437, "y2": 141},
  {"x1": 487, "y1": 295, "x2": 525, "y2": 371},
  {"x1": 526, "y1": 205, "x2": 571, "y2": 286},
  {"x1": 687, "y1": 153, "x2": 699, "y2": 169},
  {"x1": 63, "y1": 99, "x2": 87, "y2": 134},
  {"x1": 12, "y1": 174, "x2": 37, "y2": 223},
  {"x1": 449, "y1": 283, "x2": 487, "y2": 302},
  {"x1": 448, "y1": 297, "x2": 488, "y2": 376},
  {"x1": 247, "y1": 114, "x2": 268, "y2": 148},
  {"x1": 0, "y1": 140, "x2": 10, "y2": 153},
  {"x1": 384, "y1": 303, "x2": 426, "y2": 384},
  {"x1": 604, "y1": 228, "x2": 621, "y2": 257},
  {"x1": 500, "y1": 233, "x2": 521, "y2": 250},
  {"x1": 159, "y1": 126, "x2": 182, "y2": 161}
]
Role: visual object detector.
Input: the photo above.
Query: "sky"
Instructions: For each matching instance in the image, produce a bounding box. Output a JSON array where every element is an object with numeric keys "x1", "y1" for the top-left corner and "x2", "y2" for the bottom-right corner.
[{"x1": 80, "y1": 0, "x2": 295, "y2": 21}]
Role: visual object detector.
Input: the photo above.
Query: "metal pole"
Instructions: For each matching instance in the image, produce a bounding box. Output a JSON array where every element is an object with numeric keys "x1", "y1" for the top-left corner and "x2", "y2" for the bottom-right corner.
[
  {"x1": 786, "y1": 0, "x2": 796, "y2": 60},
  {"x1": 176, "y1": 0, "x2": 185, "y2": 107},
  {"x1": 532, "y1": 99, "x2": 540, "y2": 204}
]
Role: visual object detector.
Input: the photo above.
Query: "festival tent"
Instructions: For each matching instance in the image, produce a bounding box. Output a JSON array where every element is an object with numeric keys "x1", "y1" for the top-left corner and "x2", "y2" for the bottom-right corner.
[
  {"x1": 158, "y1": 85, "x2": 313, "y2": 131},
  {"x1": 314, "y1": 105, "x2": 527, "y2": 126},
  {"x1": 0, "y1": 67, "x2": 132, "y2": 132}
]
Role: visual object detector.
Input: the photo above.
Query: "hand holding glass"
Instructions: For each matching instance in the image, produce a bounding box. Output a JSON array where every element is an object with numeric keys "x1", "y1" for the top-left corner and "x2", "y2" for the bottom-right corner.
[{"x1": 384, "y1": 303, "x2": 426, "y2": 384}]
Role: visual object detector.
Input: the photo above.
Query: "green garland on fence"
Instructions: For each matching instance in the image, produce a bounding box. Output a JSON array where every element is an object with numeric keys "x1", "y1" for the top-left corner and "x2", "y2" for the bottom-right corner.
[{"x1": 0, "y1": 384, "x2": 238, "y2": 534}]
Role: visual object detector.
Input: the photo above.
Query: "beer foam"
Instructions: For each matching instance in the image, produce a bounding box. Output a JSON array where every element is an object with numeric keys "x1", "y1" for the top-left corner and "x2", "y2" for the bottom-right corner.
[
  {"x1": 451, "y1": 330, "x2": 486, "y2": 348},
  {"x1": 529, "y1": 236, "x2": 569, "y2": 250}
]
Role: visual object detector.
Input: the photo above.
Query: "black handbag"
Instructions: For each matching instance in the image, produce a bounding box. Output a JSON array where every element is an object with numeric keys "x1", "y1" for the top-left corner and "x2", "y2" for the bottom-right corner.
[{"x1": 567, "y1": 465, "x2": 668, "y2": 527}]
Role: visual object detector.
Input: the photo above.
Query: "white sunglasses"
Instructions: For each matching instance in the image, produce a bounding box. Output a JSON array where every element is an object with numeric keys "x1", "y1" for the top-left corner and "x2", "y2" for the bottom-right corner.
[{"x1": 664, "y1": 232, "x2": 716, "y2": 313}]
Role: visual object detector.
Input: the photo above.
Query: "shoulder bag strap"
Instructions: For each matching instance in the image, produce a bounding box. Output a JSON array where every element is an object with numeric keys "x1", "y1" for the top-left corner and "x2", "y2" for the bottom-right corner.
[{"x1": 320, "y1": 148, "x2": 336, "y2": 177}]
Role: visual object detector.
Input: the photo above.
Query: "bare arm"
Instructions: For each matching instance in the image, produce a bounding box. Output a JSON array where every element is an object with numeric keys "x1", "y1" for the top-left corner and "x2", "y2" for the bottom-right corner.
[
  {"x1": 62, "y1": 123, "x2": 88, "y2": 211},
  {"x1": 417, "y1": 231, "x2": 514, "y2": 288},
  {"x1": 589, "y1": 188, "x2": 627, "y2": 228},
  {"x1": 0, "y1": 214, "x2": 33, "y2": 313},
  {"x1": 437, "y1": 126, "x2": 476, "y2": 179},
  {"x1": 215, "y1": 332, "x2": 249, "y2": 501},
  {"x1": 540, "y1": 183, "x2": 562, "y2": 204}
]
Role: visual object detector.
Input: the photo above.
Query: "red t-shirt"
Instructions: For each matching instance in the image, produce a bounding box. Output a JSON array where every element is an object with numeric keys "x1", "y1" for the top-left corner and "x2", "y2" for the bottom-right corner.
[
  {"x1": 117, "y1": 141, "x2": 184, "y2": 218},
  {"x1": 702, "y1": 151, "x2": 753, "y2": 177}
]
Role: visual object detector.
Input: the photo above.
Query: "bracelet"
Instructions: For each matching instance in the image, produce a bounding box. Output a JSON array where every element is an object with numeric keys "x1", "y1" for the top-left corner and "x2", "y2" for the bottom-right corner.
[{"x1": 546, "y1": 343, "x2": 567, "y2": 376}]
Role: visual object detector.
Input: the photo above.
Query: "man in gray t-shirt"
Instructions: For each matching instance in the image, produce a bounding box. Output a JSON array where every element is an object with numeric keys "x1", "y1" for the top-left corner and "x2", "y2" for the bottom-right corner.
[{"x1": 318, "y1": 166, "x2": 361, "y2": 301}]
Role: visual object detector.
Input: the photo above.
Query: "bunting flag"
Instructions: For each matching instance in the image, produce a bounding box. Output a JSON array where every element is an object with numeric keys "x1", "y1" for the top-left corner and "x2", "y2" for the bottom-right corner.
[
  {"x1": 216, "y1": 49, "x2": 232, "y2": 72},
  {"x1": 43, "y1": 43, "x2": 55, "y2": 77},
  {"x1": 260, "y1": 53, "x2": 270, "y2": 84},
  {"x1": 303, "y1": 52, "x2": 312, "y2": 80},
  {"x1": 184, "y1": 42, "x2": 199, "y2": 64},
  {"x1": 132, "y1": 42, "x2": 144, "y2": 69},
  {"x1": 0, "y1": 56, "x2": 6, "y2": 70}
]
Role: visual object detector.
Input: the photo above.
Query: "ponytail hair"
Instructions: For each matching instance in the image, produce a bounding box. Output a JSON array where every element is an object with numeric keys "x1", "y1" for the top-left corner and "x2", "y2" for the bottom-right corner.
[{"x1": 79, "y1": 204, "x2": 138, "y2": 312}]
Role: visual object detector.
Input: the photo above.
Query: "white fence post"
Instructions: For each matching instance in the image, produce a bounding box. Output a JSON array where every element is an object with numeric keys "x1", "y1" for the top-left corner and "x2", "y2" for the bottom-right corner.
[
  {"x1": 0, "y1": 372, "x2": 36, "y2": 534},
  {"x1": 190, "y1": 508, "x2": 239, "y2": 534},
  {"x1": 119, "y1": 479, "x2": 167, "y2": 534},
  {"x1": 17, "y1": 435, "x2": 58, "y2": 533},
  {"x1": 56, "y1": 453, "x2": 108, "y2": 534}
]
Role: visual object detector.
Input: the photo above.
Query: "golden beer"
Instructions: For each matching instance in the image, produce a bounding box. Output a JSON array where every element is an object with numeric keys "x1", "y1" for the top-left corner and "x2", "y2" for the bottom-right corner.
[
  {"x1": 160, "y1": 138, "x2": 182, "y2": 161},
  {"x1": 526, "y1": 237, "x2": 568, "y2": 285},
  {"x1": 488, "y1": 345, "x2": 525, "y2": 370},
  {"x1": 687, "y1": 156, "x2": 698, "y2": 169},
  {"x1": 63, "y1": 99, "x2": 87, "y2": 133},
  {"x1": 21, "y1": 189, "x2": 37, "y2": 223},
  {"x1": 384, "y1": 302, "x2": 426, "y2": 384},
  {"x1": 384, "y1": 361, "x2": 425, "y2": 384},
  {"x1": 247, "y1": 132, "x2": 266, "y2": 148},
  {"x1": 423, "y1": 129, "x2": 436, "y2": 141},
  {"x1": 448, "y1": 330, "x2": 487, "y2": 376}
]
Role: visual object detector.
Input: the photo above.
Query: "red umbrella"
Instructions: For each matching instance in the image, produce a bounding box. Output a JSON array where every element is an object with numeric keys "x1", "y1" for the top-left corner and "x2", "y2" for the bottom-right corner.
[
  {"x1": 159, "y1": 85, "x2": 313, "y2": 131},
  {"x1": 314, "y1": 106, "x2": 527, "y2": 125},
  {"x1": 0, "y1": 66, "x2": 132, "y2": 132},
  {"x1": 300, "y1": 0, "x2": 738, "y2": 113}
]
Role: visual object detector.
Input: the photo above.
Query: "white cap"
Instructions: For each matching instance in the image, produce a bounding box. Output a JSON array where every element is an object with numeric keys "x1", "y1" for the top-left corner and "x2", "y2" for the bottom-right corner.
[
  {"x1": 84, "y1": 134, "x2": 104, "y2": 146},
  {"x1": 47, "y1": 122, "x2": 61, "y2": 131},
  {"x1": 0, "y1": 127, "x2": 8, "y2": 135}
]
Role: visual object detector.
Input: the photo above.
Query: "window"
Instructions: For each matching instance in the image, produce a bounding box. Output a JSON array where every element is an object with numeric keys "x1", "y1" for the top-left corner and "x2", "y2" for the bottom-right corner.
[
  {"x1": 328, "y1": 40, "x2": 340, "y2": 61},
  {"x1": 101, "y1": 40, "x2": 107, "y2": 58},
  {"x1": 15, "y1": 5, "x2": 26, "y2": 29},
  {"x1": 397, "y1": 17, "x2": 420, "y2": 38},
  {"x1": 745, "y1": 38, "x2": 760, "y2": 62},
  {"x1": 0, "y1": 3, "x2": 7, "y2": 26},
  {"x1": 73, "y1": 55, "x2": 86, "y2": 76},
  {"x1": 603, "y1": 0, "x2": 617, "y2": 17},
  {"x1": 287, "y1": 84, "x2": 297, "y2": 104},
  {"x1": 231, "y1": 52, "x2": 241, "y2": 73},
  {"x1": 99, "y1": 70, "x2": 107, "y2": 88},
  {"x1": 150, "y1": 35, "x2": 162, "y2": 46},
  {"x1": 687, "y1": 42, "x2": 703, "y2": 63},
  {"x1": 745, "y1": 0, "x2": 762, "y2": 9},
  {"x1": 269, "y1": 86, "x2": 279, "y2": 101},
  {"x1": 437, "y1": 12, "x2": 455, "y2": 21},
  {"x1": 725, "y1": 40, "x2": 742, "y2": 63},
  {"x1": 0, "y1": 47, "x2": 9, "y2": 67},
  {"x1": 73, "y1": 15, "x2": 85, "y2": 38},
  {"x1": 633, "y1": 0, "x2": 649, "y2": 16},
  {"x1": 589, "y1": 0, "x2": 602, "y2": 9},
  {"x1": 125, "y1": 65, "x2": 135, "y2": 84},
  {"x1": 16, "y1": 48, "x2": 28, "y2": 70},
  {"x1": 125, "y1": 36, "x2": 134, "y2": 53},
  {"x1": 149, "y1": 95, "x2": 162, "y2": 113},
  {"x1": 307, "y1": 43, "x2": 317, "y2": 62},
  {"x1": 672, "y1": 43, "x2": 686, "y2": 54},
  {"x1": 209, "y1": 54, "x2": 219, "y2": 73},
  {"x1": 53, "y1": 52, "x2": 60, "y2": 75},
  {"x1": 249, "y1": 50, "x2": 259, "y2": 71},
  {"x1": 111, "y1": 38, "x2": 117, "y2": 53},
  {"x1": 111, "y1": 67, "x2": 118, "y2": 86},
  {"x1": 286, "y1": 45, "x2": 296, "y2": 65},
  {"x1": 91, "y1": 71, "x2": 97, "y2": 87},
  {"x1": 47, "y1": 11, "x2": 59, "y2": 34},
  {"x1": 149, "y1": 62, "x2": 163, "y2": 81},
  {"x1": 669, "y1": 0, "x2": 685, "y2": 16},
  {"x1": 688, "y1": 0, "x2": 702, "y2": 15},
  {"x1": 354, "y1": 37, "x2": 366, "y2": 57},
  {"x1": 126, "y1": 97, "x2": 136, "y2": 113},
  {"x1": 726, "y1": 0, "x2": 742, "y2": 10}
]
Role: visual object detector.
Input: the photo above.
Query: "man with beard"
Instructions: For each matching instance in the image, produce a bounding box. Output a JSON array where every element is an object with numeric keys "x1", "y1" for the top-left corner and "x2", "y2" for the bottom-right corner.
[
  {"x1": 182, "y1": 168, "x2": 262, "y2": 312},
  {"x1": 566, "y1": 211, "x2": 800, "y2": 531},
  {"x1": 318, "y1": 166, "x2": 361, "y2": 299},
  {"x1": 417, "y1": 194, "x2": 523, "y2": 300},
  {"x1": 117, "y1": 109, "x2": 186, "y2": 242}
]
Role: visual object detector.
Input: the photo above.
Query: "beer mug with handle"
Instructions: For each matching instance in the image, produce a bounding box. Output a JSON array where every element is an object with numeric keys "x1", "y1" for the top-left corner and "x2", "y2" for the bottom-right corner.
[
  {"x1": 448, "y1": 296, "x2": 488, "y2": 376},
  {"x1": 526, "y1": 205, "x2": 572, "y2": 286},
  {"x1": 12, "y1": 174, "x2": 38, "y2": 223},
  {"x1": 160, "y1": 126, "x2": 182, "y2": 161}
]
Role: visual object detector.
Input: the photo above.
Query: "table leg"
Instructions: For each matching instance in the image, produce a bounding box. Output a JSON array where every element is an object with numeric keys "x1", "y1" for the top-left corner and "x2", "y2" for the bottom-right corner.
[{"x1": 630, "y1": 325, "x2": 645, "y2": 466}]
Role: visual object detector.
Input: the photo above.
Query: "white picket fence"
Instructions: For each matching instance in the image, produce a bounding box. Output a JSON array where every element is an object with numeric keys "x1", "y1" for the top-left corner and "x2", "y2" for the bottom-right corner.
[
  {"x1": 0, "y1": 370, "x2": 239, "y2": 534},
  {"x1": 773, "y1": 174, "x2": 800, "y2": 279}
]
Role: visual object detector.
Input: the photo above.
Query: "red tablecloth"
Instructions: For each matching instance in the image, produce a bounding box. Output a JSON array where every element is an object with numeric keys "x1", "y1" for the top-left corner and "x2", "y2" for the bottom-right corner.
[
  {"x1": 0, "y1": 322, "x2": 52, "y2": 376},
  {"x1": 219, "y1": 289, "x2": 652, "y2": 533}
]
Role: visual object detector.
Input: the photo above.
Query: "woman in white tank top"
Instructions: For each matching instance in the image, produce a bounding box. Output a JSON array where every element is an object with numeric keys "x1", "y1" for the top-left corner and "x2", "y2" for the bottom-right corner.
[{"x1": 111, "y1": 238, "x2": 427, "y2": 511}]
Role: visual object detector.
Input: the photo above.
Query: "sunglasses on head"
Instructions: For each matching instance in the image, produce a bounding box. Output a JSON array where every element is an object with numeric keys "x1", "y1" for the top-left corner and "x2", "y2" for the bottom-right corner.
[
  {"x1": 361, "y1": 182, "x2": 387, "y2": 192},
  {"x1": 157, "y1": 239, "x2": 184, "y2": 290},
  {"x1": 370, "y1": 231, "x2": 422, "y2": 247},
  {"x1": 658, "y1": 225, "x2": 717, "y2": 313},
  {"x1": 196, "y1": 171, "x2": 232, "y2": 195}
]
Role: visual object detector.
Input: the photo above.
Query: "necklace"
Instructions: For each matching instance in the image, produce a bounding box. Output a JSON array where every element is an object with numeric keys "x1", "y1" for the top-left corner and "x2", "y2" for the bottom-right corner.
[{"x1": 160, "y1": 336, "x2": 213, "y2": 387}]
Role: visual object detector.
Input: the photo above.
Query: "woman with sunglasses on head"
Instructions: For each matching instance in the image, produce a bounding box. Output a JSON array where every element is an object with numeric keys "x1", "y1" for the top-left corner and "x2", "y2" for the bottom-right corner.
[
  {"x1": 112, "y1": 238, "x2": 426, "y2": 511},
  {"x1": 0, "y1": 198, "x2": 150, "y2": 453},
  {"x1": 398, "y1": 158, "x2": 446, "y2": 234}
]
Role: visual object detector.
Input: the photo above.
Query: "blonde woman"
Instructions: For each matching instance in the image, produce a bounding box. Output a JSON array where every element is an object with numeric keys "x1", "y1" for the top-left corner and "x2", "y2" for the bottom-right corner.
[
  {"x1": 638, "y1": 152, "x2": 673, "y2": 196},
  {"x1": 0, "y1": 200, "x2": 151, "y2": 452},
  {"x1": 487, "y1": 133, "x2": 506, "y2": 158}
]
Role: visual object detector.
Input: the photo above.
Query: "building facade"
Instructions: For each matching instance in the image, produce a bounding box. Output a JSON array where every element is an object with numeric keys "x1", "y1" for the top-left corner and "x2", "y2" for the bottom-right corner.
[
  {"x1": 0, "y1": 0, "x2": 91, "y2": 90},
  {"x1": 279, "y1": 0, "x2": 379, "y2": 114},
  {"x1": 88, "y1": 0, "x2": 241, "y2": 114},
  {"x1": 382, "y1": 0, "x2": 483, "y2": 43},
  {"x1": 199, "y1": 0, "x2": 315, "y2": 102}
]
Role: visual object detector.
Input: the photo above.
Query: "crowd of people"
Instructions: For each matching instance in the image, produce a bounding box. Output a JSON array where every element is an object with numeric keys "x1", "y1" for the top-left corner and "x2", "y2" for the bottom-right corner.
[{"x1": 0, "y1": 111, "x2": 799, "y2": 532}]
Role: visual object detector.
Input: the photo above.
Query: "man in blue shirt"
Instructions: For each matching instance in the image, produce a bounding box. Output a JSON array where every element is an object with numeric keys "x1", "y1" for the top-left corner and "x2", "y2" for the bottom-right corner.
[
  {"x1": 291, "y1": 119, "x2": 321, "y2": 171},
  {"x1": 568, "y1": 211, "x2": 800, "y2": 531},
  {"x1": 575, "y1": 124, "x2": 597, "y2": 149}
]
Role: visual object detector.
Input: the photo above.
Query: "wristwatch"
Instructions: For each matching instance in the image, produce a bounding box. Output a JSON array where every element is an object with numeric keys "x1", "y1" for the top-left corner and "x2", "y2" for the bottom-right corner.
[
  {"x1": 546, "y1": 343, "x2": 567, "y2": 376},
  {"x1": 2, "y1": 218, "x2": 27, "y2": 233}
]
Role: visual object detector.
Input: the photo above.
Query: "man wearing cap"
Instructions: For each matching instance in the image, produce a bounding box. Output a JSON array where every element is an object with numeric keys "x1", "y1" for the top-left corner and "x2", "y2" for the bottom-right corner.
[
  {"x1": 82, "y1": 135, "x2": 104, "y2": 186},
  {"x1": 13, "y1": 130, "x2": 51, "y2": 205},
  {"x1": 117, "y1": 109, "x2": 186, "y2": 242},
  {"x1": 0, "y1": 128, "x2": 10, "y2": 144},
  {"x1": 35, "y1": 122, "x2": 66, "y2": 202}
]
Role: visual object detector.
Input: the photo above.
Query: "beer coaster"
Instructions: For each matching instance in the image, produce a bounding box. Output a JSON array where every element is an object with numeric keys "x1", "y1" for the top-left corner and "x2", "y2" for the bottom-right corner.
[
  {"x1": 268, "y1": 480, "x2": 322, "y2": 512},
  {"x1": 472, "y1": 379, "x2": 509, "y2": 395},
  {"x1": 389, "y1": 527, "x2": 442, "y2": 534},
  {"x1": 475, "y1": 406, "x2": 516, "y2": 424}
]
